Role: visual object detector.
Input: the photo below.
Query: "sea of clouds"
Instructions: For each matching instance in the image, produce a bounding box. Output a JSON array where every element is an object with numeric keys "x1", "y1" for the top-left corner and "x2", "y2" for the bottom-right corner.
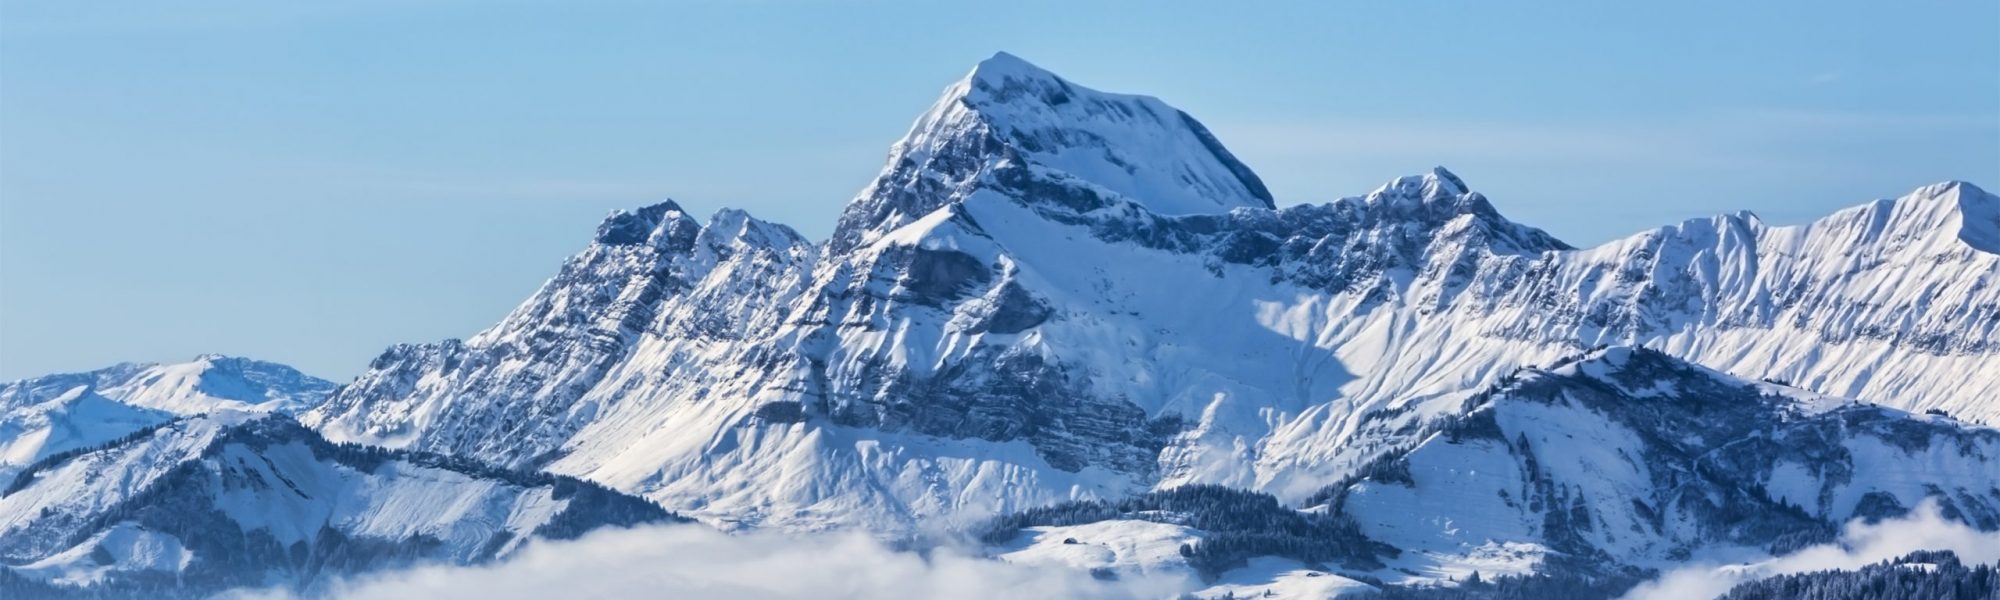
[
  {"x1": 216, "y1": 499, "x2": 1998, "y2": 600},
  {"x1": 219, "y1": 524, "x2": 1187, "y2": 600}
]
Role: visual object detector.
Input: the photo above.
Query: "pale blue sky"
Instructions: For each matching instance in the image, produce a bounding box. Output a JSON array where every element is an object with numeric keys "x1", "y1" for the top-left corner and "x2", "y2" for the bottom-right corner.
[{"x1": 3, "y1": 1, "x2": 1996, "y2": 380}]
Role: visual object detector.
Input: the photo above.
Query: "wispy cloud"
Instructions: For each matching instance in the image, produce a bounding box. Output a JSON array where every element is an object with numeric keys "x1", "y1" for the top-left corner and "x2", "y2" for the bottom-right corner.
[
  {"x1": 1620, "y1": 501, "x2": 2000, "y2": 600},
  {"x1": 1806, "y1": 71, "x2": 1844, "y2": 86},
  {"x1": 211, "y1": 503, "x2": 2000, "y2": 600},
  {"x1": 220, "y1": 524, "x2": 1188, "y2": 600}
]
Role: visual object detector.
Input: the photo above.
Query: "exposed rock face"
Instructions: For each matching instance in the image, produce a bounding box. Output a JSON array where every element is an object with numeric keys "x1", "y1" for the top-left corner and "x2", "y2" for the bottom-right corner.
[{"x1": 308, "y1": 202, "x2": 816, "y2": 469}]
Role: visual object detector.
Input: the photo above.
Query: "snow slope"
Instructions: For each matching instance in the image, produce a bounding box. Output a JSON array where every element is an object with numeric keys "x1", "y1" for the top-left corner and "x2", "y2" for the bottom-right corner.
[
  {"x1": 994, "y1": 520, "x2": 1379, "y2": 599},
  {"x1": 0, "y1": 413, "x2": 672, "y2": 597},
  {"x1": 995, "y1": 519, "x2": 1204, "y2": 581},
  {"x1": 978, "y1": 348, "x2": 1998, "y2": 593},
  {"x1": 0, "y1": 356, "x2": 335, "y2": 488},
  {"x1": 7, "y1": 523, "x2": 192, "y2": 588},
  {"x1": 305, "y1": 52, "x2": 2000, "y2": 535},
  {"x1": 1326, "y1": 347, "x2": 2000, "y2": 572},
  {"x1": 0, "y1": 387, "x2": 170, "y2": 488}
]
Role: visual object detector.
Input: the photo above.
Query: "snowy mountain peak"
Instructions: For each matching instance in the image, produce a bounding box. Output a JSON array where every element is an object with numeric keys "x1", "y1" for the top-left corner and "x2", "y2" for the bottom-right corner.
[
  {"x1": 1, "y1": 356, "x2": 334, "y2": 488},
  {"x1": 704, "y1": 207, "x2": 810, "y2": 252},
  {"x1": 1369, "y1": 166, "x2": 1469, "y2": 201},
  {"x1": 185, "y1": 353, "x2": 298, "y2": 376},
  {"x1": 941, "y1": 52, "x2": 1276, "y2": 213},
  {"x1": 122, "y1": 355, "x2": 336, "y2": 414},
  {"x1": 1325, "y1": 167, "x2": 1572, "y2": 253},
  {"x1": 962, "y1": 50, "x2": 1058, "y2": 88},
  {"x1": 1941, "y1": 180, "x2": 2000, "y2": 253},
  {"x1": 1, "y1": 356, "x2": 335, "y2": 417},
  {"x1": 1788, "y1": 179, "x2": 2000, "y2": 257},
  {"x1": 831, "y1": 53, "x2": 1276, "y2": 252},
  {"x1": 1360, "y1": 166, "x2": 1498, "y2": 217},
  {"x1": 593, "y1": 199, "x2": 699, "y2": 248}
]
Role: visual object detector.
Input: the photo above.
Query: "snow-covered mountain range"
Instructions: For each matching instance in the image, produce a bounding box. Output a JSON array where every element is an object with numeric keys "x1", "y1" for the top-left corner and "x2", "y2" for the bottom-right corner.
[
  {"x1": 985, "y1": 348, "x2": 1999, "y2": 592},
  {"x1": 1325, "y1": 347, "x2": 1999, "y2": 575},
  {"x1": 303, "y1": 52, "x2": 1998, "y2": 537},
  {"x1": 6, "y1": 52, "x2": 1996, "y2": 597}
]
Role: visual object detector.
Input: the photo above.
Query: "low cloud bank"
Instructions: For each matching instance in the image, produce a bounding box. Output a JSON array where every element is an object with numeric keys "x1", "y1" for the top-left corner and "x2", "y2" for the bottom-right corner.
[
  {"x1": 223, "y1": 523, "x2": 1187, "y2": 600},
  {"x1": 217, "y1": 499, "x2": 2000, "y2": 600},
  {"x1": 1621, "y1": 501, "x2": 2000, "y2": 600}
]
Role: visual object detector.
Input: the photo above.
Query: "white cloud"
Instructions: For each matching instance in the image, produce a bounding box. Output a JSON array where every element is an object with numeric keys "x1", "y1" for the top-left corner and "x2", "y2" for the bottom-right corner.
[
  {"x1": 202, "y1": 500, "x2": 2000, "y2": 600},
  {"x1": 1620, "y1": 501, "x2": 2000, "y2": 600},
  {"x1": 219, "y1": 524, "x2": 1188, "y2": 600}
]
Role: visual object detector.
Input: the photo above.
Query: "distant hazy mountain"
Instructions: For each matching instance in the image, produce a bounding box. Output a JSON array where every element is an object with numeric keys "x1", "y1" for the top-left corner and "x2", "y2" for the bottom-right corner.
[
  {"x1": 0, "y1": 412, "x2": 673, "y2": 598},
  {"x1": 1, "y1": 354, "x2": 336, "y2": 415},
  {"x1": 1, "y1": 355, "x2": 336, "y2": 486}
]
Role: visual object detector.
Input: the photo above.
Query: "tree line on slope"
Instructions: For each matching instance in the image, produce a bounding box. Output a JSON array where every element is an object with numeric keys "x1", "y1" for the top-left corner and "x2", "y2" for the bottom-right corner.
[
  {"x1": 976, "y1": 484, "x2": 1396, "y2": 578},
  {"x1": 1717, "y1": 550, "x2": 2000, "y2": 600}
]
